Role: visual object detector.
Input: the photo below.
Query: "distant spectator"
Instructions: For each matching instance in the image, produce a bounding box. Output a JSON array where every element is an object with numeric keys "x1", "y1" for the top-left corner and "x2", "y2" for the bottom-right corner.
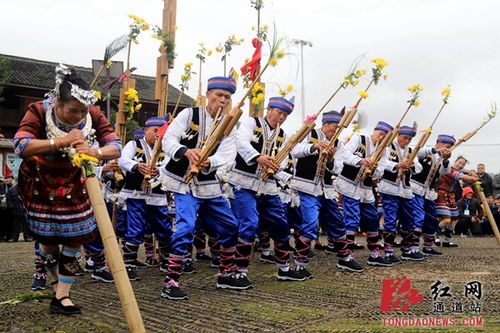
[
  {"x1": 477, "y1": 164, "x2": 493, "y2": 197},
  {"x1": 493, "y1": 173, "x2": 500, "y2": 198},
  {"x1": 456, "y1": 187, "x2": 483, "y2": 236},
  {"x1": 6, "y1": 184, "x2": 31, "y2": 242},
  {"x1": 482, "y1": 194, "x2": 500, "y2": 235},
  {"x1": 0, "y1": 177, "x2": 11, "y2": 241}
]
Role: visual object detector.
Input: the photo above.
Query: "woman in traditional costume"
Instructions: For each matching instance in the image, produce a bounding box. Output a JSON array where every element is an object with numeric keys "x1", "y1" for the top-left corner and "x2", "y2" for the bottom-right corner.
[
  {"x1": 436, "y1": 156, "x2": 478, "y2": 247},
  {"x1": 14, "y1": 64, "x2": 121, "y2": 315}
]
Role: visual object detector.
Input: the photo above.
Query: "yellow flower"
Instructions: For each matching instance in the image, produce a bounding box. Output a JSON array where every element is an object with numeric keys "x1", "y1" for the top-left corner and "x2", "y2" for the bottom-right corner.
[
  {"x1": 135, "y1": 104, "x2": 142, "y2": 111},
  {"x1": 262, "y1": 24, "x2": 269, "y2": 31},
  {"x1": 355, "y1": 69, "x2": 363, "y2": 78},
  {"x1": 215, "y1": 46, "x2": 222, "y2": 53},
  {"x1": 352, "y1": 80, "x2": 359, "y2": 86},
  {"x1": 240, "y1": 38, "x2": 245, "y2": 43},
  {"x1": 207, "y1": 50, "x2": 213, "y2": 56},
  {"x1": 408, "y1": 84, "x2": 423, "y2": 93},
  {"x1": 343, "y1": 79, "x2": 350, "y2": 86},
  {"x1": 383, "y1": 74, "x2": 389, "y2": 80},
  {"x1": 141, "y1": 23, "x2": 150, "y2": 31},
  {"x1": 286, "y1": 85, "x2": 293, "y2": 92},
  {"x1": 371, "y1": 57, "x2": 388, "y2": 68},
  {"x1": 180, "y1": 74, "x2": 188, "y2": 81},
  {"x1": 244, "y1": 58, "x2": 250, "y2": 64},
  {"x1": 276, "y1": 50, "x2": 285, "y2": 59},
  {"x1": 185, "y1": 62, "x2": 193, "y2": 68},
  {"x1": 279, "y1": 88, "x2": 285, "y2": 96},
  {"x1": 93, "y1": 91, "x2": 102, "y2": 100},
  {"x1": 72, "y1": 153, "x2": 81, "y2": 167},
  {"x1": 358, "y1": 90, "x2": 369, "y2": 99},
  {"x1": 257, "y1": 93, "x2": 265, "y2": 102},
  {"x1": 173, "y1": 25, "x2": 178, "y2": 30},
  {"x1": 251, "y1": 25, "x2": 255, "y2": 31},
  {"x1": 133, "y1": 39, "x2": 139, "y2": 45},
  {"x1": 441, "y1": 87, "x2": 451, "y2": 97},
  {"x1": 269, "y1": 57, "x2": 278, "y2": 66},
  {"x1": 413, "y1": 99, "x2": 421, "y2": 107},
  {"x1": 198, "y1": 42, "x2": 204, "y2": 47},
  {"x1": 105, "y1": 60, "x2": 113, "y2": 67},
  {"x1": 251, "y1": 97, "x2": 259, "y2": 105}
]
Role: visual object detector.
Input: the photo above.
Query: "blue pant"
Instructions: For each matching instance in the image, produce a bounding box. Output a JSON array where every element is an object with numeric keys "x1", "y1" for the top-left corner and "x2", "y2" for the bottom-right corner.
[
  {"x1": 381, "y1": 193, "x2": 414, "y2": 233},
  {"x1": 342, "y1": 195, "x2": 379, "y2": 233},
  {"x1": 194, "y1": 217, "x2": 218, "y2": 239},
  {"x1": 170, "y1": 193, "x2": 237, "y2": 256},
  {"x1": 124, "y1": 198, "x2": 172, "y2": 245},
  {"x1": 231, "y1": 189, "x2": 290, "y2": 243},
  {"x1": 299, "y1": 193, "x2": 345, "y2": 239},
  {"x1": 413, "y1": 194, "x2": 439, "y2": 234}
]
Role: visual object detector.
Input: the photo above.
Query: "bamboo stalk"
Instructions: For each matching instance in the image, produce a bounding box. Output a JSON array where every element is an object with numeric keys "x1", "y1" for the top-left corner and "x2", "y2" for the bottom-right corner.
[
  {"x1": 171, "y1": 90, "x2": 184, "y2": 118},
  {"x1": 90, "y1": 64, "x2": 105, "y2": 88},
  {"x1": 84, "y1": 176, "x2": 146, "y2": 333}
]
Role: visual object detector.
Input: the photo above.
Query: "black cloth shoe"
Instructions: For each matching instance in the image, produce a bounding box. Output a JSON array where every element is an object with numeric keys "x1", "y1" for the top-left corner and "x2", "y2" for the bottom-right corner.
[
  {"x1": 126, "y1": 267, "x2": 140, "y2": 281},
  {"x1": 24, "y1": 235, "x2": 34, "y2": 242},
  {"x1": 235, "y1": 273, "x2": 254, "y2": 289},
  {"x1": 277, "y1": 268, "x2": 307, "y2": 281},
  {"x1": 442, "y1": 242, "x2": 458, "y2": 248},
  {"x1": 217, "y1": 274, "x2": 253, "y2": 290},
  {"x1": 181, "y1": 261, "x2": 197, "y2": 275},
  {"x1": 434, "y1": 238, "x2": 442, "y2": 246},
  {"x1": 324, "y1": 245, "x2": 337, "y2": 254},
  {"x1": 314, "y1": 243, "x2": 326, "y2": 250},
  {"x1": 161, "y1": 284, "x2": 188, "y2": 300},
  {"x1": 423, "y1": 248, "x2": 443, "y2": 257},
  {"x1": 367, "y1": 256, "x2": 394, "y2": 267},
  {"x1": 195, "y1": 253, "x2": 212, "y2": 262},
  {"x1": 31, "y1": 273, "x2": 46, "y2": 291},
  {"x1": 401, "y1": 251, "x2": 427, "y2": 261},
  {"x1": 296, "y1": 266, "x2": 313, "y2": 279},
  {"x1": 385, "y1": 254, "x2": 402, "y2": 264},
  {"x1": 127, "y1": 259, "x2": 148, "y2": 269},
  {"x1": 74, "y1": 265, "x2": 85, "y2": 276},
  {"x1": 336, "y1": 259, "x2": 364, "y2": 273},
  {"x1": 307, "y1": 249, "x2": 316, "y2": 259},
  {"x1": 259, "y1": 253, "x2": 276, "y2": 264},
  {"x1": 50, "y1": 296, "x2": 81, "y2": 315},
  {"x1": 91, "y1": 269, "x2": 114, "y2": 283}
]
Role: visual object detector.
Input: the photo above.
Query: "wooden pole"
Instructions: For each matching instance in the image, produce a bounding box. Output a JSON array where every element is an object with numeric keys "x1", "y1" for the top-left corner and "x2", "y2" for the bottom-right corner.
[
  {"x1": 85, "y1": 176, "x2": 146, "y2": 332},
  {"x1": 472, "y1": 182, "x2": 500, "y2": 246}
]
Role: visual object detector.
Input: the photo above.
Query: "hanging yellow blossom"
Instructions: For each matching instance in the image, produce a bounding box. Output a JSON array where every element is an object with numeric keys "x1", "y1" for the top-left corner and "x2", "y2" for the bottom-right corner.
[
  {"x1": 207, "y1": 50, "x2": 213, "y2": 56},
  {"x1": 358, "y1": 91, "x2": 369, "y2": 99},
  {"x1": 383, "y1": 74, "x2": 389, "y2": 80},
  {"x1": 407, "y1": 84, "x2": 423, "y2": 106},
  {"x1": 269, "y1": 57, "x2": 278, "y2": 66},
  {"x1": 105, "y1": 60, "x2": 113, "y2": 68},
  {"x1": 441, "y1": 86, "x2": 451, "y2": 104},
  {"x1": 371, "y1": 57, "x2": 389, "y2": 69},
  {"x1": 408, "y1": 84, "x2": 423, "y2": 93},
  {"x1": 414, "y1": 99, "x2": 421, "y2": 107},
  {"x1": 93, "y1": 91, "x2": 102, "y2": 100},
  {"x1": 276, "y1": 50, "x2": 285, "y2": 59},
  {"x1": 286, "y1": 85, "x2": 293, "y2": 92}
]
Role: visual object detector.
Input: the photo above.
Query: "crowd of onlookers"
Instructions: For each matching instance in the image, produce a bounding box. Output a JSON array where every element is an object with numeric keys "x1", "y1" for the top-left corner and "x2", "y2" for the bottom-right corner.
[{"x1": 1, "y1": 162, "x2": 500, "y2": 243}]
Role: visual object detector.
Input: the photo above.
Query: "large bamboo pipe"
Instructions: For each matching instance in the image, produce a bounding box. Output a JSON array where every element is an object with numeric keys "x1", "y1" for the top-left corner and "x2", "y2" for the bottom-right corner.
[
  {"x1": 85, "y1": 176, "x2": 146, "y2": 333},
  {"x1": 472, "y1": 182, "x2": 500, "y2": 246}
]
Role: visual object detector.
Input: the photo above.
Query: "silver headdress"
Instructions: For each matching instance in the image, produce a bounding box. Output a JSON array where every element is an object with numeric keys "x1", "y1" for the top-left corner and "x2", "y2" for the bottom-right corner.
[{"x1": 45, "y1": 63, "x2": 98, "y2": 106}]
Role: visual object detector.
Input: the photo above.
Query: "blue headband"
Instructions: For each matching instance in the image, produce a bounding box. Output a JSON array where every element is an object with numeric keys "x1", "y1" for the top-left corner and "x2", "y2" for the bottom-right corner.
[
  {"x1": 374, "y1": 121, "x2": 394, "y2": 133},
  {"x1": 207, "y1": 76, "x2": 237, "y2": 94},
  {"x1": 268, "y1": 96, "x2": 294, "y2": 114}
]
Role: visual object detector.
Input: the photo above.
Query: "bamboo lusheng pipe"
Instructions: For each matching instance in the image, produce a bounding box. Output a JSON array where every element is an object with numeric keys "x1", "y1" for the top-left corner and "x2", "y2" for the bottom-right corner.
[
  {"x1": 184, "y1": 62, "x2": 271, "y2": 182},
  {"x1": 472, "y1": 182, "x2": 500, "y2": 246},
  {"x1": 142, "y1": 138, "x2": 162, "y2": 191},
  {"x1": 84, "y1": 175, "x2": 146, "y2": 333},
  {"x1": 359, "y1": 99, "x2": 416, "y2": 179}
]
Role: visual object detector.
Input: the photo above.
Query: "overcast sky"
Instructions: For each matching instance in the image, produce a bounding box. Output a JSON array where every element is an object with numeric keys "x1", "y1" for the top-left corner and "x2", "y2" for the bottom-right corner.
[{"x1": 2, "y1": 0, "x2": 500, "y2": 172}]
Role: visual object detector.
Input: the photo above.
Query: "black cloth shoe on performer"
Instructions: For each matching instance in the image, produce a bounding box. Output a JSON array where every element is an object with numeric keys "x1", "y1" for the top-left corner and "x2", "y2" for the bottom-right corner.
[
  {"x1": 217, "y1": 274, "x2": 253, "y2": 290},
  {"x1": 31, "y1": 273, "x2": 47, "y2": 291},
  {"x1": 91, "y1": 269, "x2": 114, "y2": 283},
  {"x1": 423, "y1": 248, "x2": 443, "y2": 256},
  {"x1": 442, "y1": 242, "x2": 458, "y2": 248},
  {"x1": 336, "y1": 259, "x2": 364, "y2": 273},
  {"x1": 195, "y1": 253, "x2": 212, "y2": 262},
  {"x1": 385, "y1": 254, "x2": 402, "y2": 265},
  {"x1": 74, "y1": 265, "x2": 85, "y2": 276},
  {"x1": 127, "y1": 260, "x2": 148, "y2": 269},
  {"x1": 401, "y1": 251, "x2": 427, "y2": 261},
  {"x1": 50, "y1": 296, "x2": 81, "y2": 315},
  {"x1": 367, "y1": 256, "x2": 394, "y2": 267},
  {"x1": 277, "y1": 268, "x2": 307, "y2": 281},
  {"x1": 296, "y1": 266, "x2": 313, "y2": 279},
  {"x1": 259, "y1": 253, "x2": 276, "y2": 264},
  {"x1": 126, "y1": 267, "x2": 140, "y2": 281},
  {"x1": 161, "y1": 283, "x2": 188, "y2": 300},
  {"x1": 181, "y1": 261, "x2": 197, "y2": 275}
]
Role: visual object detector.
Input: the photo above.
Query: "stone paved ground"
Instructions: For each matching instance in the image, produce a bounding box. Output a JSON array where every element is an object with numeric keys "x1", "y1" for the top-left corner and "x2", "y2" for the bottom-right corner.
[{"x1": 0, "y1": 236, "x2": 499, "y2": 332}]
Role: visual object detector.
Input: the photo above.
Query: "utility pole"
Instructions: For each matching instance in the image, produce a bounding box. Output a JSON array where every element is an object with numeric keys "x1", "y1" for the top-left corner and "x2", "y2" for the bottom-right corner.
[{"x1": 292, "y1": 39, "x2": 313, "y2": 121}]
